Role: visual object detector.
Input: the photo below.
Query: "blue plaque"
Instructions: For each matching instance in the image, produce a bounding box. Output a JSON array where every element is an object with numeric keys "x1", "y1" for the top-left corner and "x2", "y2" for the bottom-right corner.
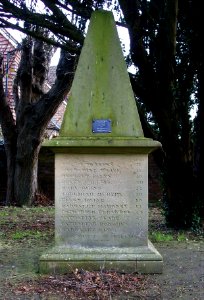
[{"x1": 92, "y1": 119, "x2": 112, "y2": 133}]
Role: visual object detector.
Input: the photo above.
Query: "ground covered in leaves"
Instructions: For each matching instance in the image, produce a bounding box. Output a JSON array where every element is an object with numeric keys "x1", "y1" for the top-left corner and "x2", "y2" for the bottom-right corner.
[{"x1": 0, "y1": 205, "x2": 203, "y2": 299}]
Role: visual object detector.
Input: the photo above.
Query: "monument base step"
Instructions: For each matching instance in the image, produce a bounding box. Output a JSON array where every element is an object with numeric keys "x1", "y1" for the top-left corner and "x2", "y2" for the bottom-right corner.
[{"x1": 39, "y1": 240, "x2": 163, "y2": 274}]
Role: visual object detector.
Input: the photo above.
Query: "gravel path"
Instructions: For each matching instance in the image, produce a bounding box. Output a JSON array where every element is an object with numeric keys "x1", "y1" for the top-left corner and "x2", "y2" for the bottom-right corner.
[{"x1": 155, "y1": 241, "x2": 204, "y2": 300}]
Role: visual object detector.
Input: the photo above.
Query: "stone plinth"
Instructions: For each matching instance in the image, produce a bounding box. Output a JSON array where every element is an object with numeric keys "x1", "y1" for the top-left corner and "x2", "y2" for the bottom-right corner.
[{"x1": 39, "y1": 147, "x2": 162, "y2": 274}]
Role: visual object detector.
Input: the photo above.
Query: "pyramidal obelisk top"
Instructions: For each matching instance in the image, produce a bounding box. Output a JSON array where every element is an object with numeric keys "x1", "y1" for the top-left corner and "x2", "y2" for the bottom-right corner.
[
  {"x1": 60, "y1": 10, "x2": 143, "y2": 138},
  {"x1": 44, "y1": 10, "x2": 161, "y2": 151}
]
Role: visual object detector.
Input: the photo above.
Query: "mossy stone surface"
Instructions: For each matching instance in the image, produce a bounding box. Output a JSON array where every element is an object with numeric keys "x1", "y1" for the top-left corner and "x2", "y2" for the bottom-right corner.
[
  {"x1": 58, "y1": 10, "x2": 143, "y2": 139},
  {"x1": 43, "y1": 136, "x2": 161, "y2": 153},
  {"x1": 39, "y1": 241, "x2": 163, "y2": 274}
]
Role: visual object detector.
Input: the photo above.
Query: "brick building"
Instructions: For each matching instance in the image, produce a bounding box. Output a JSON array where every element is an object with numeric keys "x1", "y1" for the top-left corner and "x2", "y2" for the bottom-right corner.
[{"x1": 0, "y1": 29, "x2": 21, "y2": 118}]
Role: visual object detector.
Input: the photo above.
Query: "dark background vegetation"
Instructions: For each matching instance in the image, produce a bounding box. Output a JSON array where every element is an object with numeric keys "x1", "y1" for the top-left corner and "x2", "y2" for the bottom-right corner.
[{"x1": 0, "y1": 0, "x2": 203, "y2": 229}]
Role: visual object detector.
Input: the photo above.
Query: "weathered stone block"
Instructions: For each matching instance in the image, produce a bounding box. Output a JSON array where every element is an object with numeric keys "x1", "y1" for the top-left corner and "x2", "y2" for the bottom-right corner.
[{"x1": 39, "y1": 9, "x2": 163, "y2": 274}]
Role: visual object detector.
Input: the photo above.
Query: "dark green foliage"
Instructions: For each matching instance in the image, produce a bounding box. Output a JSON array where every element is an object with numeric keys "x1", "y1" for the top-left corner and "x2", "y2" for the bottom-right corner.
[{"x1": 0, "y1": 0, "x2": 203, "y2": 228}]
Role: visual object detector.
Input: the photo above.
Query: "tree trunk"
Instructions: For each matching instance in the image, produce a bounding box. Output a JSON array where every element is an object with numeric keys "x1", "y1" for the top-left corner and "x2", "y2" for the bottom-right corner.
[
  {"x1": 4, "y1": 142, "x2": 16, "y2": 205},
  {"x1": 193, "y1": 66, "x2": 204, "y2": 224},
  {"x1": 14, "y1": 145, "x2": 40, "y2": 206},
  {"x1": 13, "y1": 50, "x2": 76, "y2": 206},
  {"x1": 14, "y1": 125, "x2": 41, "y2": 206},
  {"x1": 162, "y1": 153, "x2": 195, "y2": 228}
]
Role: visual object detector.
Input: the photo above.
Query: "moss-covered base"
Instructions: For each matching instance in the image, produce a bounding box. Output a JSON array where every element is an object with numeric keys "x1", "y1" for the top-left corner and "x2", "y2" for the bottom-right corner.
[
  {"x1": 43, "y1": 137, "x2": 161, "y2": 154},
  {"x1": 39, "y1": 240, "x2": 163, "y2": 274}
]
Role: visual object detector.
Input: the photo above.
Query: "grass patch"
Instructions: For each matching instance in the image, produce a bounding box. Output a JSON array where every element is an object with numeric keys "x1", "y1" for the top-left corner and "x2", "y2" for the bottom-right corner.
[
  {"x1": 177, "y1": 233, "x2": 188, "y2": 241},
  {"x1": 0, "y1": 206, "x2": 54, "y2": 243},
  {"x1": 11, "y1": 229, "x2": 46, "y2": 240},
  {"x1": 149, "y1": 231, "x2": 189, "y2": 242},
  {"x1": 150, "y1": 232, "x2": 174, "y2": 242}
]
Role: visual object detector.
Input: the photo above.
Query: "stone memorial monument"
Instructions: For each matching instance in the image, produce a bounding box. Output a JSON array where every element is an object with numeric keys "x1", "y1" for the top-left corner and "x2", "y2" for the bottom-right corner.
[{"x1": 39, "y1": 10, "x2": 163, "y2": 274}]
